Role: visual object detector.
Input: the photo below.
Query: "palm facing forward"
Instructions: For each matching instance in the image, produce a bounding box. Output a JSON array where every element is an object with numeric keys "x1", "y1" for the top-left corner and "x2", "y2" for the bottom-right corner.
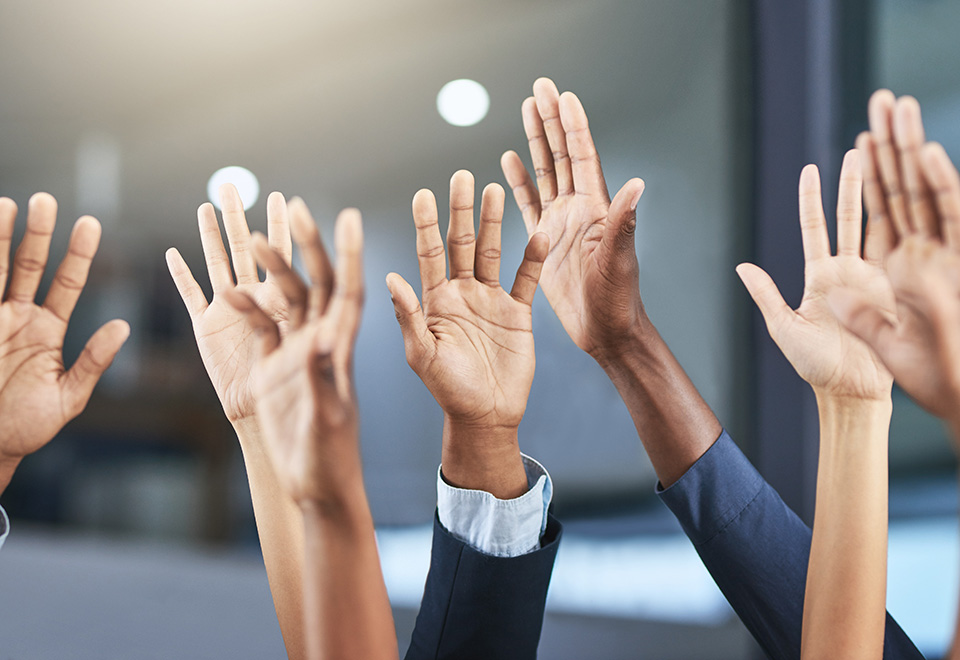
[
  {"x1": 501, "y1": 77, "x2": 646, "y2": 357},
  {"x1": 737, "y1": 151, "x2": 894, "y2": 401},
  {"x1": 0, "y1": 193, "x2": 129, "y2": 465},
  {"x1": 167, "y1": 185, "x2": 311, "y2": 424},
  {"x1": 387, "y1": 170, "x2": 548, "y2": 429}
]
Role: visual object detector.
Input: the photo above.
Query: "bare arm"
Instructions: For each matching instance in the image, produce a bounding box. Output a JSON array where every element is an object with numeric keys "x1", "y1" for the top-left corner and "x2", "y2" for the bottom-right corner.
[
  {"x1": 831, "y1": 91, "x2": 960, "y2": 660},
  {"x1": 0, "y1": 193, "x2": 128, "y2": 495},
  {"x1": 166, "y1": 186, "x2": 306, "y2": 657},
  {"x1": 739, "y1": 152, "x2": 891, "y2": 659},
  {"x1": 225, "y1": 205, "x2": 397, "y2": 660},
  {"x1": 500, "y1": 77, "x2": 719, "y2": 487}
]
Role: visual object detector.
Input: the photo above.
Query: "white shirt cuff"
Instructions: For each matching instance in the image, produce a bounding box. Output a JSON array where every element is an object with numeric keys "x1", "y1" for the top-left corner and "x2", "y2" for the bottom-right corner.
[
  {"x1": 437, "y1": 454, "x2": 553, "y2": 557},
  {"x1": 0, "y1": 504, "x2": 8, "y2": 551}
]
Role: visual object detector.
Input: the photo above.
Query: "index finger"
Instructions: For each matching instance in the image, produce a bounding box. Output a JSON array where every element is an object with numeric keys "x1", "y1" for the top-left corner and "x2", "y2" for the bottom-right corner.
[
  {"x1": 413, "y1": 189, "x2": 446, "y2": 294},
  {"x1": 798, "y1": 164, "x2": 832, "y2": 262}
]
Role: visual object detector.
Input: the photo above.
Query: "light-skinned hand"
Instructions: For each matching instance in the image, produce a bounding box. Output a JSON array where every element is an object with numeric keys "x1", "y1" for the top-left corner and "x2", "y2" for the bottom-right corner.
[{"x1": 736, "y1": 150, "x2": 894, "y2": 402}]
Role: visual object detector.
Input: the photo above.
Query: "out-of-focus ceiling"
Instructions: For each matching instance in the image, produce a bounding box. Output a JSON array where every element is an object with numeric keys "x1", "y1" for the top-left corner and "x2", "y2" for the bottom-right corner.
[{"x1": 0, "y1": 0, "x2": 721, "y2": 246}]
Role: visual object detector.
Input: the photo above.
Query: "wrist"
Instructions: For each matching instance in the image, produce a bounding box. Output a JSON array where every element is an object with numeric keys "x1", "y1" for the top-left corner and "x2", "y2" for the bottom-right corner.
[
  {"x1": 232, "y1": 416, "x2": 262, "y2": 446},
  {"x1": 0, "y1": 455, "x2": 21, "y2": 496},
  {"x1": 441, "y1": 417, "x2": 527, "y2": 499},
  {"x1": 590, "y1": 313, "x2": 658, "y2": 372},
  {"x1": 815, "y1": 392, "x2": 892, "y2": 448}
]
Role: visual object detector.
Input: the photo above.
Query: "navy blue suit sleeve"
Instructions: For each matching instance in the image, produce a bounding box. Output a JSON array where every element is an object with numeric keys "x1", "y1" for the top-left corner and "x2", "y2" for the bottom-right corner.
[
  {"x1": 658, "y1": 431, "x2": 924, "y2": 660},
  {"x1": 404, "y1": 511, "x2": 562, "y2": 660}
]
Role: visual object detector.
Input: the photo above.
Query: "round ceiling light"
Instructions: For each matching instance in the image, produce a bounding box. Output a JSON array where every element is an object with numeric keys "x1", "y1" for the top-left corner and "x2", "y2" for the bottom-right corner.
[
  {"x1": 207, "y1": 166, "x2": 260, "y2": 211},
  {"x1": 436, "y1": 79, "x2": 490, "y2": 127}
]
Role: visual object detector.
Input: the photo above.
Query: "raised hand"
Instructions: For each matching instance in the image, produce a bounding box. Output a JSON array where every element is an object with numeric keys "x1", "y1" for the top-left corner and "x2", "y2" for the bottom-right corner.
[
  {"x1": 223, "y1": 204, "x2": 363, "y2": 504},
  {"x1": 225, "y1": 205, "x2": 398, "y2": 660},
  {"x1": 166, "y1": 184, "x2": 310, "y2": 659},
  {"x1": 858, "y1": 90, "x2": 939, "y2": 241},
  {"x1": 387, "y1": 170, "x2": 548, "y2": 498},
  {"x1": 736, "y1": 150, "x2": 895, "y2": 402},
  {"x1": 0, "y1": 193, "x2": 129, "y2": 492},
  {"x1": 501, "y1": 77, "x2": 646, "y2": 359},
  {"x1": 830, "y1": 142, "x2": 960, "y2": 433},
  {"x1": 166, "y1": 184, "x2": 297, "y2": 427}
]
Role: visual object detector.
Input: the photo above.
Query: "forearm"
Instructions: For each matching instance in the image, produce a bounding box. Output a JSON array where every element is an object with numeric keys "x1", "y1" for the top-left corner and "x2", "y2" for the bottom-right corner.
[
  {"x1": 801, "y1": 395, "x2": 891, "y2": 660},
  {"x1": 441, "y1": 417, "x2": 528, "y2": 500},
  {"x1": 301, "y1": 488, "x2": 398, "y2": 660},
  {"x1": 595, "y1": 318, "x2": 722, "y2": 487},
  {"x1": 235, "y1": 420, "x2": 307, "y2": 660}
]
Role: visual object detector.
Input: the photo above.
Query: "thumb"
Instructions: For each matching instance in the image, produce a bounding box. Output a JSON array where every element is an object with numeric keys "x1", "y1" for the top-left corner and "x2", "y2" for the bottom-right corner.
[
  {"x1": 385, "y1": 273, "x2": 434, "y2": 366},
  {"x1": 62, "y1": 319, "x2": 131, "y2": 417},
  {"x1": 736, "y1": 263, "x2": 792, "y2": 340},
  {"x1": 600, "y1": 178, "x2": 645, "y2": 265},
  {"x1": 827, "y1": 288, "x2": 898, "y2": 363}
]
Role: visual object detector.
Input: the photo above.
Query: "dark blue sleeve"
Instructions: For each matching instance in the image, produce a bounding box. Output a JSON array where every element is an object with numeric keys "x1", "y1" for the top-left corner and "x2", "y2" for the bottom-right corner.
[
  {"x1": 404, "y1": 511, "x2": 562, "y2": 660},
  {"x1": 657, "y1": 430, "x2": 924, "y2": 660}
]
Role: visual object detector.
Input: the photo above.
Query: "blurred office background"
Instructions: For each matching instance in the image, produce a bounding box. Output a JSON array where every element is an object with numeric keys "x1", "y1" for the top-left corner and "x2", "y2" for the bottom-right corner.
[{"x1": 0, "y1": 0, "x2": 956, "y2": 658}]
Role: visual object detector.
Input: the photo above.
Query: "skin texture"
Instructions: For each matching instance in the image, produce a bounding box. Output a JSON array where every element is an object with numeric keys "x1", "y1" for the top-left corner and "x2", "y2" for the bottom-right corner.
[
  {"x1": 166, "y1": 185, "x2": 307, "y2": 659},
  {"x1": 0, "y1": 193, "x2": 129, "y2": 494},
  {"x1": 224, "y1": 206, "x2": 398, "y2": 660},
  {"x1": 829, "y1": 91, "x2": 960, "y2": 660},
  {"x1": 500, "y1": 77, "x2": 720, "y2": 488},
  {"x1": 738, "y1": 151, "x2": 891, "y2": 660},
  {"x1": 387, "y1": 170, "x2": 549, "y2": 499}
]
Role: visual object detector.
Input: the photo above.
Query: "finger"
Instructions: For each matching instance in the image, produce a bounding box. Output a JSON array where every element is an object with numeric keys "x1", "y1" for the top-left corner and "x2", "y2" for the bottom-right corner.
[
  {"x1": 385, "y1": 272, "x2": 434, "y2": 367},
  {"x1": 920, "y1": 142, "x2": 960, "y2": 251},
  {"x1": 893, "y1": 96, "x2": 937, "y2": 237},
  {"x1": 6, "y1": 192, "x2": 56, "y2": 304},
  {"x1": 827, "y1": 288, "x2": 899, "y2": 365},
  {"x1": 859, "y1": 132, "x2": 897, "y2": 266},
  {"x1": 288, "y1": 197, "x2": 335, "y2": 316},
  {"x1": 522, "y1": 97, "x2": 557, "y2": 204},
  {"x1": 197, "y1": 202, "x2": 234, "y2": 294},
  {"x1": 533, "y1": 77, "x2": 573, "y2": 196},
  {"x1": 326, "y1": 209, "x2": 365, "y2": 345},
  {"x1": 218, "y1": 183, "x2": 258, "y2": 285},
  {"x1": 266, "y1": 191, "x2": 293, "y2": 266},
  {"x1": 868, "y1": 89, "x2": 911, "y2": 236},
  {"x1": 413, "y1": 188, "x2": 447, "y2": 294},
  {"x1": 559, "y1": 91, "x2": 609, "y2": 200},
  {"x1": 61, "y1": 319, "x2": 130, "y2": 417},
  {"x1": 836, "y1": 149, "x2": 864, "y2": 257},
  {"x1": 222, "y1": 288, "x2": 280, "y2": 355},
  {"x1": 0, "y1": 198, "x2": 18, "y2": 298},
  {"x1": 510, "y1": 232, "x2": 549, "y2": 305},
  {"x1": 736, "y1": 263, "x2": 793, "y2": 340},
  {"x1": 598, "y1": 178, "x2": 645, "y2": 272},
  {"x1": 501, "y1": 150, "x2": 541, "y2": 236},
  {"x1": 165, "y1": 248, "x2": 208, "y2": 318},
  {"x1": 250, "y1": 232, "x2": 307, "y2": 328},
  {"x1": 43, "y1": 216, "x2": 101, "y2": 324},
  {"x1": 798, "y1": 164, "x2": 832, "y2": 262},
  {"x1": 447, "y1": 170, "x2": 477, "y2": 279},
  {"x1": 475, "y1": 183, "x2": 505, "y2": 286}
]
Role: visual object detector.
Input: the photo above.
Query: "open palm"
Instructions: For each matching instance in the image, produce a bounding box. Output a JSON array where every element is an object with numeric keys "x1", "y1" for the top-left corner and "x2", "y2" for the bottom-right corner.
[
  {"x1": 501, "y1": 78, "x2": 646, "y2": 357},
  {"x1": 387, "y1": 171, "x2": 548, "y2": 428},
  {"x1": 738, "y1": 152, "x2": 894, "y2": 401},
  {"x1": 167, "y1": 185, "x2": 308, "y2": 424},
  {"x1": 0, "y1": 193, "x2": 129, "y2": 462}
]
